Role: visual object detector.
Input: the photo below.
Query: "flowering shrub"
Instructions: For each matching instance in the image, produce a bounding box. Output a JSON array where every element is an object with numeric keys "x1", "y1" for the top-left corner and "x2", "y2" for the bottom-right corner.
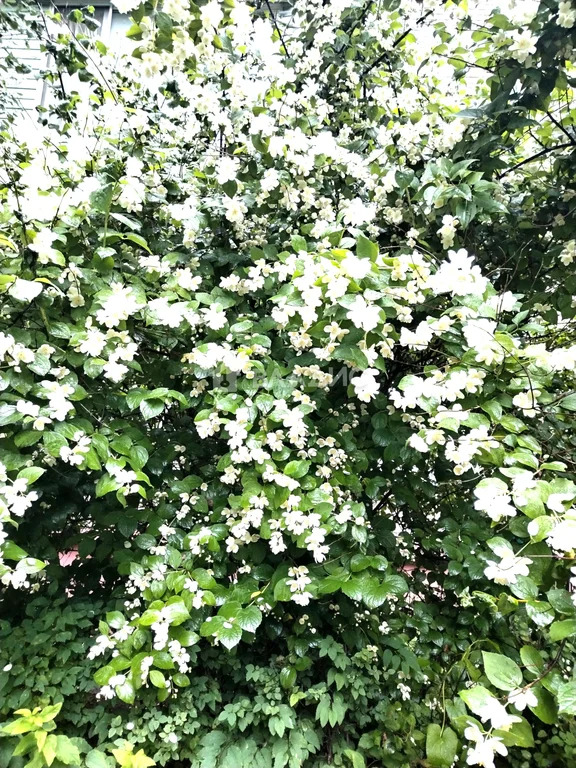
[{"x1": 2, "y1": 0, "x2": 576, "y2": 765}]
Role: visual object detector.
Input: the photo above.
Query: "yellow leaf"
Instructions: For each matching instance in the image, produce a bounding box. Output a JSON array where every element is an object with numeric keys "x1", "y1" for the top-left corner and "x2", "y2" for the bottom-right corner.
[
  {"x1": 0, "y1": 233, "x2": 17, "y2": 251},
  {"x1": 112, "y1": 744, "x2": 156, "y2": 768}
]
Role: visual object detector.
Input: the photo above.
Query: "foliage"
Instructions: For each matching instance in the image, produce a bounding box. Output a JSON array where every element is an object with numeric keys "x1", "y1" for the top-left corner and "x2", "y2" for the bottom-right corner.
[{"x1": 1, "y1": 0, "x2": 576, "y2": 766}]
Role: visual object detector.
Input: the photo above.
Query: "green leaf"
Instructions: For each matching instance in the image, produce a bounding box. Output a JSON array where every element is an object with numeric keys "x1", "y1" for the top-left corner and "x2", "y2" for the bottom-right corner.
[
  {"x1": 123, "y1": 232, "x2": 152, "y2": 253},
  {"x1": 500, "y1": 415, "x2": 526, "y2": 433},
  {"x1": 459, "y1": 685, "x2": 496, "y2": 716},
  {"x1": 279, "y1": 667, "x2": 297, "y2": 689},
  {"x1": 480, "y1": 399, "x2": 503, "y2": 421},
  {"x1": 343, "y1": 749, "x2": 366, "y2": 768},
  {"x1": 86, "y1": 750, "x2": 113, "y2": 768},
  {"x1": 283, "y1": 460, "x2": 309, "y2": 479},
  {"x1": 95, "y1": 474, "x2": 120, "y2": 497},
  {"x1": 126, "y1": 389, "x2": 147, "y2": 409},
  {"x1": 43, "y1": 431, "x2": 68, "y2": 457},
  {"x1": 162, "y1": 598, "x2": 190, "y2": 625},
  {"x1": 350, "y1": 554, "x2": 374, "y2": 572},
  {"x1": 41, "y1": 702, "x2": 63, "y2": 721},
  {"x1": 90, "y1": 183, "x2": 115, "y2": 215},
  {"x1": 109, "y1": 212, "x2": 141, "y2": 230},
  {"x1": 557, "y1": 681, "x2": 576, "y2": 715},
  {"x1": 236, "y1": 606, "x2": 262, "y2": 633},
  {"x1": 218, "y1": 622, "x2": 243, "y2": 650},
  {"x1": 520, "y1": 646, "x2": 544, "y2": 676},
  {"x1": 334, "y1": 344, "x2": 370, "y2": 370},
  {"x1": 140, "y1": 398, "x2": 165, "y2": 420},
  {"x1": 115, "y1": 678, "x2": 135, "y2": 704},
  {"x1": 273, "y1": 578, "x2": 292, "y2": 601},
  {"x1": 361, "y1": 578, "x2": 391, "y2": 609},
  {"x1": 547, "y1": 589, "x2": 575, "y2": 614},
  {"x1": 129, "y1": 445, "x2": 149, "y2": 470},
  {"x1": 112, "y1": 745, "x2": 155, "y2": 768},
  {"x1": 149, "y1": 670, "x2": 166, "y2": 688},
  {"x1": 495, "y1": 717, "x2": 534, "y2": 748},
  {"x1": 94, "y1": 665, "x2": 115, "y2": 686},
  {"x1": 425, "y1": 724, "x2": 458, "y2": 768},
  {"x1": 2, "y1": 717, "x2": 35, "y2": 735},
  {"x1": 482, "y1": 652, "x2": 522, "y2": 691},
  {"x1": 356, "y1": 234, "x2": 378, "y2": 260},
  {"x1": 55, "y1": 735, "x2": 82, "y2": 765},
  {"x1": 44, "y1": 734, "x2": 58, "y2": 767},
  {"x1": 1, "y1": 540, "x2": 28, "y2": 561},
  {"x1": 17, "y1": 466, "x2": 45, "y2": 484},
  {"x1": 529, "y1": 686, "x2": 557, "y2": 725},
  {"x1": 526, "y1": 600, "x2": 555, "y2": 627},
  {"x1": 291, "y1": 235, "x2": 307, "y2": 252},
  {"x1": 549, "y1": 619, "x2": 576, "y2": 642},
  {"x1": 559, "y1": 394, "x2": 576, "y2": 411}
]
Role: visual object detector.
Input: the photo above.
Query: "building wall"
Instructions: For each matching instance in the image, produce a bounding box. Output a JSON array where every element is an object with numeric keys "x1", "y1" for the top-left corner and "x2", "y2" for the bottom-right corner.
[{"x1": 1, "y1": 3, "x2": 129, "y2": 111}]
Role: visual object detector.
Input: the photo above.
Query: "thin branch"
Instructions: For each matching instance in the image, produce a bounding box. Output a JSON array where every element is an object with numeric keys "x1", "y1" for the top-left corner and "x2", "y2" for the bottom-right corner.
[
  {"x1": 545, "y1": 110, "x2": 576, "y2": 145},
  {"x1": 34, "y1": 0, "x2": 67, "y2": 99},
  {"x1": 264, "y1": 0, "x2": 289, "y2": 56},
  {"x1": 362, "y1": 1, "x2": 449, "y2": 77},
  {"x1": 497, "y1": 142, "x2": 574, "y2": 179}
]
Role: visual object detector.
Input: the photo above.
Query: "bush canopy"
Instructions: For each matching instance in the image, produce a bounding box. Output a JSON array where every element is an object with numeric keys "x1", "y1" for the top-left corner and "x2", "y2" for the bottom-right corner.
[{"x1": 1, "y1": 0, "x2": 576, "y2": 766}]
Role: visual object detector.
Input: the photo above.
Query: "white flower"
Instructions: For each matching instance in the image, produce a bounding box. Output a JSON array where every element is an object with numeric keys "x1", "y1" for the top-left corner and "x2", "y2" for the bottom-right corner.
[
  {"x1": 477, "y1": 698, "x2": 521, "y2": 731},
  {"x1": 351, "y1": 368, "x2": 380, "y2": 402},
  {"x1": 163, "y1": 0, "x2": 191, "y2": 22},
  {"x1": 508, "y1": 687, "x2": 538, "y2": 711},
  {"x1": 484, "y1": 546, "x2": 532, "y2": 586},
  {"x1": 547, "y1": 518, "x2": 576, "y2": 552},
  {"x1": 464, "y1": 724, "x2": 508, "y2": 768},
  {"x1": 148, "y1": 298, "x2": 189, "y2": 328},
  {"x1": 341, "y1": 197, "x2": 376, "y2": 226},
  {"x1": 429, "y1": 248, "x2": 488, "y2": 297},
  {"x1": 474, "y1": 482, "x2": 517, "y2": 522},
  {"x1": 103, "y1": 360, "x2": 129, "y2": 382},
  {"x1": 216, "y1": 156, "x2": 240, "y2": 184},
  {"x1": 223, "y1": 196, "x2": 247, "y2": 223},
  {"x1": 340, "y1": 253, "x2": 372, "y2": 280},
  {"x1": 397, "y1": 683, "x2": 411, "y2": 700},
  {"x1": 437, "y1": 215, "x2": 458, "y2": 249},
  {"x1": 558, "y1": 1, "x2": 576, "y2": 27},
  {"x1": 346, "y1": 295, "x2": 381, "y2": 332},
  {"x1": 508, "y1": 30, "x2": 537, "y2": 63},
  {"x1": 512, "y1": 390, "x2": 540, "y2": 417},
  {"x1": 79, "y1": 329, "x2": 107, "y2": 357},
  {"x1": 400, "y1": 322, "x2": 434, "y2": 349},
  {"x1": 546, "y1": 492, "x2": 573, "y2": 513},
  {"x1": 292, "y1": 591, "x2": 312, "y2": 606},
  {"x1": 96, "y1": 284, "x2": 143, "y2": 328},
  {"x1": 261, "y1": 168, "x2": 280, "y2": 192},
  {"x1": 16, "y1": 400, "x2": 40, "y2": 418},
  {"x1": 462, "y1": 319, "x2": 502, "y2": 365},
  {"x1": 488, "y1": 292, "x2": 517, "y2": 313},
  {"x1": 203, "y1": 305, "x2": 227, "y2": 330},
  {"x1": 201, "y1": 0, "x2": 223, "y2": 28},
  {"x1": 112, "y1": 0, "x2": 141, "y2": 13},
  {"x1": 8, "y1": 279, "x2": 43, "y2": 302},
  {"x1": 175, "y1": 268, "x2": 202, "y2": 292},
  {"x1": 29, "y1": 228, "x2": 60, "y2": 264},
  {"x1": 88, "y1": 634, "x2": 115, "y2": 660},
  {"x1": 408, "y1": 433, "x2": 429, "y2": 453}
]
